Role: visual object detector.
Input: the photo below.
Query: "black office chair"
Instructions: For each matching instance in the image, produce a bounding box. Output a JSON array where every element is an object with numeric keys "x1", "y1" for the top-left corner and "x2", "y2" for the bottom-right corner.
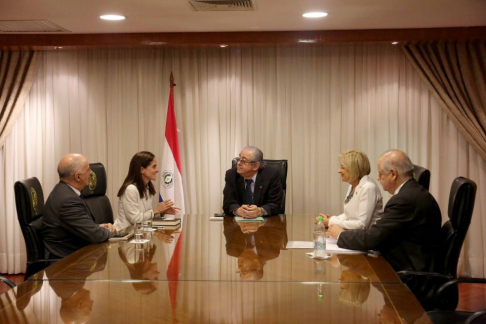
[
  {"x1": 413, "y1": 164, "x2": 430, "y2": 191},
  {"x1": 398, "y1": 177, "x2": 478, "y2": 312},
  {"x1": 14, "y1": 178, "x2": 60, "y2": 280},
  {"x1": 426, "y1": 278, "x2": 486, "y2": 324},
  {"x1": 81, "y1": 163, "x2": 114, "y2": 224},
  {"x1": 232, "y1": 158, "x2": 288, "y2": 214},
  {"x1": 0, "y1": 276, "x2": 15, "y2": 288}
]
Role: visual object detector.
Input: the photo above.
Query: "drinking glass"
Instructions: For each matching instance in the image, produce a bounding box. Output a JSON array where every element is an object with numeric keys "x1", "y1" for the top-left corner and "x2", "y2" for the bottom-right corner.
[{"x1": 134, "y1": 222, "x2": 144, "y2": 243}]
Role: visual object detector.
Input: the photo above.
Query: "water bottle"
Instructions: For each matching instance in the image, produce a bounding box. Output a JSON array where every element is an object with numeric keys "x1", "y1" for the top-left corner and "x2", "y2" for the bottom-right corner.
[{"x1": 313, "y1": 216, "x2": 326, "y2": 259}]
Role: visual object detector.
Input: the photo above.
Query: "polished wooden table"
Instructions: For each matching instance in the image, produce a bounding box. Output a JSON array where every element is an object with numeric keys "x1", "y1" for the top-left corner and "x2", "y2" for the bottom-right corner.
[{"x1": 0, "y1": 215, "x2": 430, "y2": 323}]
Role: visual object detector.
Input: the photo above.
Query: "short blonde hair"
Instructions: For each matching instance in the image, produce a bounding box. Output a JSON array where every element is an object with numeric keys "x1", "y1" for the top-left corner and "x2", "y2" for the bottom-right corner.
[
  {"x1": 339, "y1": 270, "x2": 371, "y2": 306},
  {"x1": 339, "y1": 150, "x2": 371, "y2": 182}
]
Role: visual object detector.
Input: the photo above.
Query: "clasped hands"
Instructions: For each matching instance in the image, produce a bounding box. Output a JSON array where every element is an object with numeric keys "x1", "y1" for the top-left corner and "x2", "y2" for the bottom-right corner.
[
  {"x1": 154, "y1": 199, "x2": 181, "y2": 215},
  {"x1": 235, "y1": 204, "x2": 261, "y2": 218}
]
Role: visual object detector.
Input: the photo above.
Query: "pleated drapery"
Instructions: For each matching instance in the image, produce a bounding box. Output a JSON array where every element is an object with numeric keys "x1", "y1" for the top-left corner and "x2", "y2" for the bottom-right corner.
[
  {"x1": 0, "y1": 46, "x2": 484, "y2": 279},
  {"x1": 0, "y1": 51, "x2": 41, "y2": 149}
]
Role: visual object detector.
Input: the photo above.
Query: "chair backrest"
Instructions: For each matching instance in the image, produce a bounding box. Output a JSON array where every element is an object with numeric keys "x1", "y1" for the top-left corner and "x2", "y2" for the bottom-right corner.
[
  {"x1": 81, "y1": 163, "x2": 114, "y2": 224},
  {"x1": 232, "y1": 158, "x2": 288, "y2": 214},
  {"x1": 413, "y1": 164, "x2": 430, "y2": 191},
  {"x1": 14, "y1": 177, "x2": 46, "y2": 265},
  {"x1": 436, "y1": 177, "x2": 477, "y2": 277}
]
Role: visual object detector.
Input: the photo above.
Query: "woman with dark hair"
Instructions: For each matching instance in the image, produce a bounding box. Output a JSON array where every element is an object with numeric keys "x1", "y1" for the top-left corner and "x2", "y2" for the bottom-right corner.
[{"x1": 114, "y1": 151, "x2": 180, "y2": 231}]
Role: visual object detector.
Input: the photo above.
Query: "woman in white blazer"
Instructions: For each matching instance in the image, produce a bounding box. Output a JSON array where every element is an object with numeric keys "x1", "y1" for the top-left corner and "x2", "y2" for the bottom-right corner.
[
  {"x1": 320, "y1": 150, "x2": 383, "y2": 230},
  {"x1": 114, "y1": 151, "x2": 180, "y2": 231}
]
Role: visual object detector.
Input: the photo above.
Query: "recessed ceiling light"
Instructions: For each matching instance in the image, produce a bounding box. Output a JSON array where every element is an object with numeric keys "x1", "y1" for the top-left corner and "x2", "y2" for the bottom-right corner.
[
  {"x1": 220, "y1": 44, "x2": 228, "y2": 48},
  {"x1": 298, "y1": 39, "x2": 316, "y2": 43},
  {"x1": 100, "y1": 15, "x2": 126, "y2": 21},
  {"x1": 303, "y1": 12, "x2": 328, "y2": 18},
  {"x1": 391, "y1": 41, "x2": 399, "y2": 45}
]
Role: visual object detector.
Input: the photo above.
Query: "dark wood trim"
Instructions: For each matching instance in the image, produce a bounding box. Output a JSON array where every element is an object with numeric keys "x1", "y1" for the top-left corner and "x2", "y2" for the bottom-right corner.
[{"x1": 1, "y1": 26, "x2": 485, "y2": 50}]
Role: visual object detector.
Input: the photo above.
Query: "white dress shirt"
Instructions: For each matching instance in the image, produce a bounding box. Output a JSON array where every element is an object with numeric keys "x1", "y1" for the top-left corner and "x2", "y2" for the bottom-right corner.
[
  {"x1": 328, "y1": 175, "x2": 383, "y2": 230},
  {"x1": 114, "y1": 184, "x2": 154, "y2": 231}
]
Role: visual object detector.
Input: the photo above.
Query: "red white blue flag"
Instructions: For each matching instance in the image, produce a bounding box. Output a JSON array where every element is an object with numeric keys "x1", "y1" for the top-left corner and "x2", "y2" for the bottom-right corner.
[
  {"x1": 159, "y1": 72, "x2": 185, "y2": 214},
  {"x1": 160, "y1": 72, "x2": 184, "y2": 321}
]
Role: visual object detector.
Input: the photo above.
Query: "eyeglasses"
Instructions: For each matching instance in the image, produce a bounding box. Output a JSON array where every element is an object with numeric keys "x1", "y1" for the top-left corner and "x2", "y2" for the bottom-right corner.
[{"x1": 235, "y1": 157, "x2": 255, "y2": 165}]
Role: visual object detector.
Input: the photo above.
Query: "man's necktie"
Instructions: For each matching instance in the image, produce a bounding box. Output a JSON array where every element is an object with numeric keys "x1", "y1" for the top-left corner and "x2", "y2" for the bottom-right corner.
[{"x1": 244, "y1": 179, "x2": 254, "y2": 205}]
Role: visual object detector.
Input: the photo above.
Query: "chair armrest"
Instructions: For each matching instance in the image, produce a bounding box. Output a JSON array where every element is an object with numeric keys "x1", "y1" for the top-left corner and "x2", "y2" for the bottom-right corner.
[
  {"x1": 0, "y1": 276, "x2": 16, "y2": 288},
  {"x1": 397, "y1": 270, "x2": 454, "y2": 279},
  {"x1": 437, "y1": 277, "x2": 486, "y2": 298}
]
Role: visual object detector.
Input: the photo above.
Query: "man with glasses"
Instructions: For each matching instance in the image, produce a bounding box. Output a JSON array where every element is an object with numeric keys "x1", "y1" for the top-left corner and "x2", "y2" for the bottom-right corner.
[
  {"x1": 328, "y1": 150, "x2": 441, "y2": 303},
  {"x1": 223, "y1": 146, "x2": 283, "y2": 218}
]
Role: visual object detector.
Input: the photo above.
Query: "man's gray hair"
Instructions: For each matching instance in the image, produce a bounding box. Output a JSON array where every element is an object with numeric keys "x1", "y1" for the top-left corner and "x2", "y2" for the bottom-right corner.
[
  {"x1": 58, "y1": 158, "x2": 84, "y2": 179},
  {"x1": 243, "y1": 146, "x2": 265, "y2": 168},
  {"x1": 379, "y1": 149, "x2": 414, "y2": 178}
]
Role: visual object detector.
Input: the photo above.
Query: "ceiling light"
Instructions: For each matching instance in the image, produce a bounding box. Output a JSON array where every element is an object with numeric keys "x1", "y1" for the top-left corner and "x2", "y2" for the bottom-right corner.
[
  {"x1": 391, "y1": 41, "x2": 399, "y2": 45},
  {"x1": 220, "y1": 44, "x2": 228, "y2": 48},
  {"x1": 100, "y1": 15, "x2": 126, "y2": 21},
  {"x1": 298, "y1": 39, "x2": 316, "y2": 43},
  {"x1": 55, "y1": 46, "x2": 63, "y2": 49},
  {"x1": 303, "y1": 12, "x2": 328, "y2": 18}
]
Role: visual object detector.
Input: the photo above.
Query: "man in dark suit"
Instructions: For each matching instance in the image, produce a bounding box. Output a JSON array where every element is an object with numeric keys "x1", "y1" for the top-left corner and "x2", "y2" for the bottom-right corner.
[
  {"x1": 43, "y1": 154, "x2": 115, "y2": 258},
  {"x1": 223, "y1": 146, "x2": 283, "y2": 217},
  {"x1": 328, "y1": 149, "x2": 442, "y2": 274}
]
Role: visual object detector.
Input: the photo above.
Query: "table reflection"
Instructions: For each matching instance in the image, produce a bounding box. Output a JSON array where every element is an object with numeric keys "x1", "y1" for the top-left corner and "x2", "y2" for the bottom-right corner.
[
  {"x1": 118, "y1": 242, "x2": 160, "y2": 294},
  {"x1": 223, "y1": 215, "x2": 287, "y2": 280},
  {"x1": 45, "y1": 244, "x2": 107, "y2": 323}
]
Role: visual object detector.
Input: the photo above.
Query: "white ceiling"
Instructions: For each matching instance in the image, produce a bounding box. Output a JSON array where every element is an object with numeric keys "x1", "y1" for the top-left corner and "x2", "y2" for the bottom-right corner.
[{"x1": 1, "y1": 0, "x2": 486, "y2": 34}]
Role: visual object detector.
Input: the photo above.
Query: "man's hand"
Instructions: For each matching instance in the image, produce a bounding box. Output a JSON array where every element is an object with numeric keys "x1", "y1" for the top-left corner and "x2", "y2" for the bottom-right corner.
[
  {"x1": 239, "y1": 205, "x2": 261, "y2": 218},
  {"x1": 100, "y1": 223, "x2": 116, "y2": 233},
  {"x1": 328, "y1": 224, "x2": 344, "y2": 240}
]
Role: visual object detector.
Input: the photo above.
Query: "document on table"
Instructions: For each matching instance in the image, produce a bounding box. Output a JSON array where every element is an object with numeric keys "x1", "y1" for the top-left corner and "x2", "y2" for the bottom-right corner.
[
  {"x1": 325, "y1": 237, "x2": 366, "y2": 254},
  {"x1": 235, "y1": 216, "x2": 265, "y2": 222},
  {"x1": 286, "y1": 241, "x2": 314, "y2": 249}
]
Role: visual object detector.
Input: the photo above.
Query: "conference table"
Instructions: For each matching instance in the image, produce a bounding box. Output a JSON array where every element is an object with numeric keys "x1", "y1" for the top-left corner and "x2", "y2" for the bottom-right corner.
[{"x1": 0, "y1": 214, "x2": 430, "y2": 323}]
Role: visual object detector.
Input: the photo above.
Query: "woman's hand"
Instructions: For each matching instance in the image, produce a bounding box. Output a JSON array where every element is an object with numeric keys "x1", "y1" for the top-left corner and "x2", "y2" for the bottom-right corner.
[
  {"x1": 315, "y1": 213, "x2": 331, "y2": 227},
  {"x1": 154, "y1": 199, "x2": 180, "y2": 214}
]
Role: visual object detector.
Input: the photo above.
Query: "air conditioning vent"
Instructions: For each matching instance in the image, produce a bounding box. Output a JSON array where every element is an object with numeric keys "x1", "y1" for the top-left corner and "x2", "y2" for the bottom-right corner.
[
  {"x1": 188, "y1": 0, "x2": 255, "y2": 11},
  {"x1": 0, "y1": 20, "x2": 70, "y2": 33}
]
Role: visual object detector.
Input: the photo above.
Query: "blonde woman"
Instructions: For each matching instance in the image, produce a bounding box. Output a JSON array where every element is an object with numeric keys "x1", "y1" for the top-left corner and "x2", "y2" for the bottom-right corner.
[{"x1": 321, "y1": 150, "x2": 383, "y2": 230}]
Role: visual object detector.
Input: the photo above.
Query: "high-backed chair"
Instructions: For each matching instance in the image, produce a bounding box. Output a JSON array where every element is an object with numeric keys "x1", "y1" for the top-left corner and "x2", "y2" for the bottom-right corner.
[
  {"x1": 232, "y1": 158, "x2": 288, "y2": 214},
  {"x1": 413, "y1": 164, "x2": 430, "y2": 191},
  {"x1": 398, "y1": 177, "x2": 477, "y2": 311},
  {"x1": 14, "y1": 177, "x2": 59, "y2": 279},
  {"x1": 81, "y1": 163, "x2": 114, "y2": 224}
]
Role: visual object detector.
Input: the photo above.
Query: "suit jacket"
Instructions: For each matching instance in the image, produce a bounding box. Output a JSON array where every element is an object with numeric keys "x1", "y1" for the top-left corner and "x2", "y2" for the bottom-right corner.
[
  {"x1": 42, "y1": 181, "x2": 113, "y2": 258},
  {"x1": 114, "y1": 184, "x2": 155, "y2": 231},
  {"x1": 337, "y1": 179, "x2": 441, "y2": 273},
  {"x1": 222, "y1": 167, "x2": 283, "y2": 215},
  {"x1": 328, "y1": 175, "x2": 383, "y2": 230}
]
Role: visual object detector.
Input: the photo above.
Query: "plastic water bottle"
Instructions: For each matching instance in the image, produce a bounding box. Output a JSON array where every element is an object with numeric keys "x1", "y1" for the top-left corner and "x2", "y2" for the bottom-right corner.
[{"x1": 313, "y1": 216, "x2": 326, "y2": 259}]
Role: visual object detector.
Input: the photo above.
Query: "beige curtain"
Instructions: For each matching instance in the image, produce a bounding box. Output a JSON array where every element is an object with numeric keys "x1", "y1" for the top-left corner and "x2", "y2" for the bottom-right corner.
[
  {"x1": 0, "y1": 47, "x2": 484, "y2": 278},
  {"x1": 402, "y1": 42, "x2": 486, "y2": 161},
  {"x1": 0, "y1": 51, "x2": 41, "y2": 150}
]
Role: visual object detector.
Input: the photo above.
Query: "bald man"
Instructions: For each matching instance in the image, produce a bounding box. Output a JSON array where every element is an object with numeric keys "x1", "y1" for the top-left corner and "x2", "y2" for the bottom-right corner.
[
  {"x1": 328, "y1": 150, "x2": 441, "y2": 274},
  {"x1": 43, "y1": 154, "x2": 115, "y2": 258}
]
